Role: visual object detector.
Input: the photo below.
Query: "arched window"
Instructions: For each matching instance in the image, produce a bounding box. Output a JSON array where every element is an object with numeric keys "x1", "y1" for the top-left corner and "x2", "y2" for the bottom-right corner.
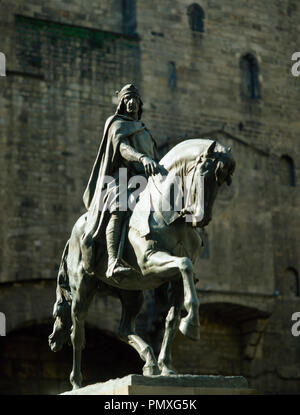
[
  {"x1": 280, "y1": 155, "x2": 296, "y2": 187},
  {"x1": 240, "y1": 54, "x2": 260, "y2": 99},
  {"x1": 187, "y1": 4, "x2": 205, "y2": 33}
]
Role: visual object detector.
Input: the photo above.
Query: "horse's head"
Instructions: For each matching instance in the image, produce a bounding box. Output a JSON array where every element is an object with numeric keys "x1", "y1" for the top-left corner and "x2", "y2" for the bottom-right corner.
[
  {"x1": 160, "y1": 139, "x2": 235, "y2": 228},
  {"x1": 195, "y1": 140, "x2": 235, "y2": 227}
]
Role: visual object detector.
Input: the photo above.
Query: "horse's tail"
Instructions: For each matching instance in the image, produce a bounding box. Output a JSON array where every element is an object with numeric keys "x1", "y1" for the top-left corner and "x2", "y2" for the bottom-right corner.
[{"x1": 48, "y1": 240, "x2": 72, "y2": 352}]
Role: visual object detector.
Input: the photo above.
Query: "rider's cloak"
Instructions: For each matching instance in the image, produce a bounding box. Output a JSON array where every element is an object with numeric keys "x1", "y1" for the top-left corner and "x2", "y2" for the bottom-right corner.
[{"x1": 83, "y1": 113, "x2": 155, "y2": 241}]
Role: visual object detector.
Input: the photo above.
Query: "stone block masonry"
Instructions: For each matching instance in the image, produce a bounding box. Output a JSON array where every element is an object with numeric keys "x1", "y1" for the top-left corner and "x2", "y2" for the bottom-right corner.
[{"x1": 0, "y1": 0, "x2": 299, "y2": 395}]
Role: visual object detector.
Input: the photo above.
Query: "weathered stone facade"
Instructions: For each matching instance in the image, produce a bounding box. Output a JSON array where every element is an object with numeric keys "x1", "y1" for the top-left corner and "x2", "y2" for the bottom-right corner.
[{"x1": 0, "y1": 0, "x2": 299, "y2": 394}]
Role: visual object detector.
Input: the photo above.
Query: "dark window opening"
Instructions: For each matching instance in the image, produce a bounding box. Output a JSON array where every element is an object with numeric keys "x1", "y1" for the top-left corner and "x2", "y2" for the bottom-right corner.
[
  {"x1": 168, "y1": 61, "x2": 176, "y2": 90},
  {"x1": 280, "y1": 155, "x2": 296, "y2": 187},
  {"x1": 283, "y1": 268, "x2": 299, "y2": 297},
  {"x1": 122, "y1": 0, "x2": 137, "y2": 36},
  {"x1": 240, "y1": 54, "x2": 260, "y2": 100},
  {"x1": 187, "y1": 4, "x2": 205, "y2": 33},
  {"x1": 200, "y1": 230, "x2": 209, "y2": 259}
]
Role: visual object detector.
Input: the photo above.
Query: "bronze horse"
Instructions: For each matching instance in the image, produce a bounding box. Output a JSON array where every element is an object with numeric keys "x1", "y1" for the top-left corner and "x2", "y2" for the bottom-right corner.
[{"x1": 49, "y1": 139, "x2": 235, "y2": 390}]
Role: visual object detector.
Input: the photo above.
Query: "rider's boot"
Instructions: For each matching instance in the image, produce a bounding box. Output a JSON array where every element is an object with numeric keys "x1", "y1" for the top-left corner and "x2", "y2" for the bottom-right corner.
[{"x1": 106, "y1": 211, "x2": 131, "y2": 279}]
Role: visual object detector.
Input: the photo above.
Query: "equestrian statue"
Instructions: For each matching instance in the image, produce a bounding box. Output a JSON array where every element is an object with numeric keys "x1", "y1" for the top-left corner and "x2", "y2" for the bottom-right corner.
[{"x1": 48, "y1": 84, "x2": 236, "y2": 390}]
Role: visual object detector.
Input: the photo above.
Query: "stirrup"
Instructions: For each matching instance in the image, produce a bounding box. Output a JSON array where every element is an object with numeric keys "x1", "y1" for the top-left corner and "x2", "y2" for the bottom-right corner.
[{"x1": 106, "y1": 259, "x2": 131, "y2": 279}]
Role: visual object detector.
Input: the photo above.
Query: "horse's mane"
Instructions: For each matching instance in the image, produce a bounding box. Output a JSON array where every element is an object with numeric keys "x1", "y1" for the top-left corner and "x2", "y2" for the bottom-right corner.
[{"x1": 160, "y1": 138, "x2": 227, "y2": 172}]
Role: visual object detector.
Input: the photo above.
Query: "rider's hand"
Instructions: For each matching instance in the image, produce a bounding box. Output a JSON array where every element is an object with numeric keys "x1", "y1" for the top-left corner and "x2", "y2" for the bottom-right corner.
[{"x1": 140, "y1": 156, "x2": 160, "y2": 177}]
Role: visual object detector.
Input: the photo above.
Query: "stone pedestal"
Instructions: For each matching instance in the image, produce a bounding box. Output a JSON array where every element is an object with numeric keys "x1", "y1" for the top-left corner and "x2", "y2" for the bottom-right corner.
[{"x1": 61, "y1": 374, "x2": 256, "y2": 395}]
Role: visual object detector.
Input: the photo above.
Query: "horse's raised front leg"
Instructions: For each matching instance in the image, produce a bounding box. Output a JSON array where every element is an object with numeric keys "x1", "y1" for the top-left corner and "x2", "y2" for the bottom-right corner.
[
  {"x1": 118, "y1": 290, "x2": 160, "y2": 376},
  {"x1": 141, "y1": 251, "x2": 200, "y2": 341},
  {"x1": 70, "y1": 271, "x2": 98, "y2": 390},
  {"x1": 158, "y1": 280, "x2": 183, "y2": 375}
]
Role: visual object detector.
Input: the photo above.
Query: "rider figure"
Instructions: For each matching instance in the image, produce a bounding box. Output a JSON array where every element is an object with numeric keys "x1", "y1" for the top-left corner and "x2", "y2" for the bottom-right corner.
[{"x1": 81, "y1": 84, "x2": 159, "y2": 278}]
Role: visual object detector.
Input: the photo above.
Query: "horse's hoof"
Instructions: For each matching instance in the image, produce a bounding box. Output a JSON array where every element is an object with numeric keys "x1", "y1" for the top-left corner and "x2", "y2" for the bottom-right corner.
[
  {"x1": 70, "y1": 372, "x2": 82, "y2": 390},
  {"x1": 179, "y1": 318, "x2": 200, "y2": 341},
  {"x1": 143, "y1": 365, "x2": 160, "y2": 376},
  {"x1": 160, "y1": 367, "x2": 176, "y2": 376}
]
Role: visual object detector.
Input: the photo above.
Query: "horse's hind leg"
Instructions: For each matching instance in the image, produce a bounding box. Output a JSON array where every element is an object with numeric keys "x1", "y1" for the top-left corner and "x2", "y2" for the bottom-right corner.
[
  {"x1": 70, "y1": 271, "x2": 98, "y2": 390},
  {"x1": 158, "y1": 280, "x2": 183, "y2": 375},
  {"x1": 118, "y1": 290, "x2": 160, "y2": 376}
]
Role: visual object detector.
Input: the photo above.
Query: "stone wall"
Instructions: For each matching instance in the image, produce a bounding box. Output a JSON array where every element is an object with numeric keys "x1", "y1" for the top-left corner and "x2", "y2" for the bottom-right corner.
[{"x1": 0, "y1": 0, "x2": 299, "y2": 394}]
